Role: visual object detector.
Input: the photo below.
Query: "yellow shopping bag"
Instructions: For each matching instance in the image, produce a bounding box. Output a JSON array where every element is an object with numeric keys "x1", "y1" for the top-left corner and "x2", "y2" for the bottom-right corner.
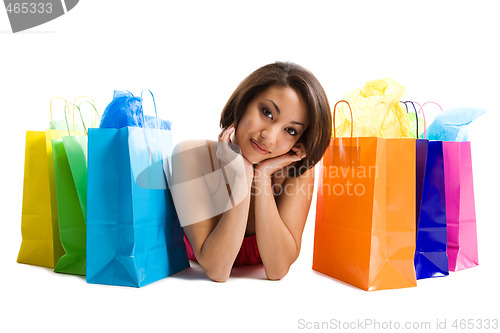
[{"x1": 17, "y1": 98, "x2": 80, "y2": 267}]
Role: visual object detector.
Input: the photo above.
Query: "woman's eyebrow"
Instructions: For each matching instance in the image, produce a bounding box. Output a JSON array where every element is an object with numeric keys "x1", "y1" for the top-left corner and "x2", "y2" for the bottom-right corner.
[
  {"x1": 265, "y1": 99, "x2": 305, "y2": 127},
  {"x1": 265, "y1": 99, "x2": 281, "y2": 114},
  {"x1": 291, "y1": 121, "x2": 305, "y2": 127}
]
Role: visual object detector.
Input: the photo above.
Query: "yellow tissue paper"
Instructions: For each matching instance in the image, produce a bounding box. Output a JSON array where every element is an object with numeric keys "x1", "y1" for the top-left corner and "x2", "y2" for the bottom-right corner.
[{"x1": 334, "y1": 78, "x2": 410, "y2": 138}]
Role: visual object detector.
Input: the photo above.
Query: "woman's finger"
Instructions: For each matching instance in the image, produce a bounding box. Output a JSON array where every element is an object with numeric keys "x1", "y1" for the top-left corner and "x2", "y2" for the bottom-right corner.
[
  {"x1": 291, "y1": 142, "x2": 306, "y2": 159},
  {"x1": 219, "y1": 124, "x2": 235, "y2": 142}
]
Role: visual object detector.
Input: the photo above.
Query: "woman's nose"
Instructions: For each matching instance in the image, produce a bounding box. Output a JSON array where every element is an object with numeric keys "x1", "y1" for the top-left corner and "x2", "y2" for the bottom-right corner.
[{"x1": 260, "y1": 126, "x2": 279, "y2": 146}]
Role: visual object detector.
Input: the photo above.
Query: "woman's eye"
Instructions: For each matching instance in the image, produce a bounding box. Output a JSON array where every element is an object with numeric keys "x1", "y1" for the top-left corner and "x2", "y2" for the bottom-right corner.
[
  {"x1": 286, "y1": 128, "x2": 297, "y2": 136},
  {"x1": 261, "y1": 108, "x2": 273, "y2": 119}
]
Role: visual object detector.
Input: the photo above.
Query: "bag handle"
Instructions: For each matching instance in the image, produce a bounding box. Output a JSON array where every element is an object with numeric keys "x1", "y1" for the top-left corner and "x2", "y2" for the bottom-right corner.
[
  {"x1": 140, "y1": 89, "x2": 159, "y2": 128},
  {"x1": 63, "y1": 102, "x2": 99, "y2": 136},
  {"x1": 333, "y1": 100, "x2": 353, "y2": 139},
  {"x1": 402, "y1": 101, "x2": 427, "y2": 139},
  {"x1": 76, "y1": 100, "x2": 101, "y2": 135},
  {"x1": 62, "y1": 103, "x2": 76, "y2": 136},
  {"x1": 420, "y1": 101, "x2": 444, "y2": 114},
  {"x1": 73, "y1": 96, "x2": 98, "y2": 129},
  {"x1": 400, "y1": 101, "x2": 419, "y2": 137},
  {"x1": 50, "y1": 97, "x2": 70, "y2": 124},
  {"x1": 415, "y1": 101, "x2": 443, "y2": 139},
  {"x1": 409, "y1": 102, "x2": 426, "y2": 139}
]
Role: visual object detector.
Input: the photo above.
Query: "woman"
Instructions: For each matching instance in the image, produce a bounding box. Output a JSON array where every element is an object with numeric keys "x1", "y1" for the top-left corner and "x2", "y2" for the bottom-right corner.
[{"x1": 170, "y1": 62, "x2": 332, "y2": 282}]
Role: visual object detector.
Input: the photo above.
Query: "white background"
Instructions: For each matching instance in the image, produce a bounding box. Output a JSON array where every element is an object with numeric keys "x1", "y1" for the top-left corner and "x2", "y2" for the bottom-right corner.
[{"x1": 1, "y1": 1, "x2": 499, "y2": 332}]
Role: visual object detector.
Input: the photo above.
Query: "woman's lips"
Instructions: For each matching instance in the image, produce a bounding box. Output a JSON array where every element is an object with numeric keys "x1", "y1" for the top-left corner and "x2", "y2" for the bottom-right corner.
[{"x1": 250, "y1": 138, "x2": 270, "y2": 154}]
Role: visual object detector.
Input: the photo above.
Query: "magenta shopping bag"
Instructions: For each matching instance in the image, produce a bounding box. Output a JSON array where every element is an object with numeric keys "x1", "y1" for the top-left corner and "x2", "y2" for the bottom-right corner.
[{"x1": 442, "y1": 141, "x2": 478, "y2": 271}]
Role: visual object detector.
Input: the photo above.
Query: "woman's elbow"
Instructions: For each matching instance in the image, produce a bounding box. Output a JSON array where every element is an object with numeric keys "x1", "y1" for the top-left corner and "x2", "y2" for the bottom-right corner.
[
  {"x1": 205, "y1": 268, "x2": 230, "y2": 282},
  {"x1": 264, "y1": 252, "x2": 298, "y2": 280},
  {"x1": 265, "y1": 265, "x2": 290, "y2": 281},
  {"x1": 199, "y1": 258, "x2": 232, "y2": 282}
]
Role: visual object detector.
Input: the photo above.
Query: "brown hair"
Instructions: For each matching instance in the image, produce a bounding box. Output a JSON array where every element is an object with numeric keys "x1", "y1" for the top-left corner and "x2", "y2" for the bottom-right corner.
[{"x1": 220, "y1": 62, "x2": 332, "y2": 177}]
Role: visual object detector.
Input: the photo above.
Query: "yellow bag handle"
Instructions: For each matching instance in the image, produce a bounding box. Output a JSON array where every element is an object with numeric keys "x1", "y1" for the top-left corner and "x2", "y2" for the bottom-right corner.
[{"x1": 50, "y1": 97, "x2": 70, "y2": 122}]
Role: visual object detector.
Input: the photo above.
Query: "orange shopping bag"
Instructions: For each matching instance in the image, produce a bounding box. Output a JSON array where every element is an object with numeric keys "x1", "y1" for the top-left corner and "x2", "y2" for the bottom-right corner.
[{"x1": 313, "y1": 101, "x2": 417, "y2": 291}]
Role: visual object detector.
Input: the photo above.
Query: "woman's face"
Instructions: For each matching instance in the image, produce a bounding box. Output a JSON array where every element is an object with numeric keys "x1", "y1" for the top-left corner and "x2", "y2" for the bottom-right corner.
[{"x1": 234, "y1": 85, "x2": 309, "y2": 164}]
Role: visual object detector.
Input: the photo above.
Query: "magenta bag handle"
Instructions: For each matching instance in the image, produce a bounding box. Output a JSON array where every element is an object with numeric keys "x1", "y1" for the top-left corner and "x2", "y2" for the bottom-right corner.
[{"x1": 417, "y1": 101, "x2": 444, "y2": 139}]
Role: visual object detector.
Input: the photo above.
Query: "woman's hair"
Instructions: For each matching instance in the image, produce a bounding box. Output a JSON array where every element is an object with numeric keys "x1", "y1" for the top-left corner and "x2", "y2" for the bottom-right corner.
[{"x1": 220, "y1": 61, "x2": 332, "y2": 177}]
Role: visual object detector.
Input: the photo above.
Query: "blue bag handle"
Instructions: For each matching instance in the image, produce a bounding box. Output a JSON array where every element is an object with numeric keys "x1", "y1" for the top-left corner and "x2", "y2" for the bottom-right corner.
[
  {"x1": 402, "y1": 101, "x2": 427, "y2": 139},
  {"x1": 401, "y1": 101, "x2": 419, "y2": 138},
  {"x1": 141, "y1": 90, "x2": 158, "y2": 118},
  {"x1": 141, "y1": 89, "x2": 160, "y2": 128}
]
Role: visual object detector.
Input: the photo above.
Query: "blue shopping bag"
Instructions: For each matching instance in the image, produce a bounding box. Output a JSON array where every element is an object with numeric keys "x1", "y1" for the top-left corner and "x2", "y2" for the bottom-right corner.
[
  {"x1": 404, "y1": 101, "x2": 448, "y2": 279},
  {"x1": 86, "y1": 126, "x2": 189, "y2": 287},
  {"x1": 414, "y1": 140, "x2": 449, "y2": 279}
]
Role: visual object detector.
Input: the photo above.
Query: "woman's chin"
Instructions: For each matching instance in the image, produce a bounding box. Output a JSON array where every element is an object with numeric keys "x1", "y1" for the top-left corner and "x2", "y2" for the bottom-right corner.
[{"x1": 241, "y1": 152, "x2": 262, "y2": 165}]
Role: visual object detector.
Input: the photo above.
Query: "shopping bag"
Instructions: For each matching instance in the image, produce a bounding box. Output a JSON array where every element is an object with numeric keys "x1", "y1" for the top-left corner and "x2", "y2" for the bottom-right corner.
[
  {"x1": 86, "y1": 125, "x2": 189, "y2": 287},
  {"x1": 442, "y1": 141, "x2": 478, "y2": 271},
  {"x1": 52, "y1": 138, "x2": 86, "y2": 274},
  {"x1": 404, "y1": 102, "x2": 448, "y2": 279},
  {"x1": 425, "y1": 103, "x2": 480, "y2": 271},
  {"x1": 313, "y1": 101, "x2": 417, "y2": 291},
  {"x1": 52, "y1": 101, "x2": 98, "y2": 275},
  {"x1": 414, "y1": 140, "x2": 449, "y2": 278},
  {"x1": 17, "y1": 97, "x2": 74, "y2": 267}
]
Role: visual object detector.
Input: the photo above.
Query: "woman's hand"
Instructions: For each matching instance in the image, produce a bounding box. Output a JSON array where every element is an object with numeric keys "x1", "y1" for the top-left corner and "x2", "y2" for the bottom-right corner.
[
  {"x1": 255, "y1": 142, "x2": 307, "y2": 179},
  {"x1": 217, "y1": 124, "x2": 253, "y2": 177},
  {"x1": 216, "y1": 124, "x2": 254, "y2": 207}
]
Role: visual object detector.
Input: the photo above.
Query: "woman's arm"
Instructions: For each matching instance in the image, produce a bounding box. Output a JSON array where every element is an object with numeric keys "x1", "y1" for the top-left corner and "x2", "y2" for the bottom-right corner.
[
  {"x1": 253, "y1": 156, "x2": 315, "y2": 280},
  {"x1": 175, "y1": 127, "x2": 254, "y2": 282},
  {"x1": 183, "y1": 178, "x2": 252, "y2": 282}
]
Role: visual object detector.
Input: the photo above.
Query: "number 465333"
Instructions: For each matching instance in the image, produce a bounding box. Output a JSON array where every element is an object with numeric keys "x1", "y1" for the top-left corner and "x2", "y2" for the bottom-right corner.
[
  {"x1": 6, "y1": 2, "x2": 53, "y2": 14},
  {"x1": 452, "y1": 319, "x2": 499, "y2": 330}
]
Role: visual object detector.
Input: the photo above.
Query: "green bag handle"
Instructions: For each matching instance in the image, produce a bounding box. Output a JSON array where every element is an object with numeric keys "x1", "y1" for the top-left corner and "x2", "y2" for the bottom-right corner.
[
  {"x1": 63, "y1": 103, "x2": 77, "y2": 136},
  {"x1": 64, "y1": 102, "x2": 100, "y2": 136},
  {"x1": 73, "y1": 96, "x2": 99, "y2": 130},
  {"x1": 76, "y1": 100, "x2": 100, "y2": 135}
]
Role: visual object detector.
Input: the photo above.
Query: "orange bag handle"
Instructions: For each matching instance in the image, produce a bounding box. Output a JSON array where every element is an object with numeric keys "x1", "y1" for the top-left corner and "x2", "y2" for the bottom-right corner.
[{"x1": 333, "y1": 100, "x2": 353, "y2": 139}]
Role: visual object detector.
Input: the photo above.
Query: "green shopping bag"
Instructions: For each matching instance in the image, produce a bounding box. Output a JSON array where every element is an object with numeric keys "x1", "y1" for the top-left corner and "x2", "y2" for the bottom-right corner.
[{"x1": 52, "y1": 101, "x2": 98, "y2": 275}]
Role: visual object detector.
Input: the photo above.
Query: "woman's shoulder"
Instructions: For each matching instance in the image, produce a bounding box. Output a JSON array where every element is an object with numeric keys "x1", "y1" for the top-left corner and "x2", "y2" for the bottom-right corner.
[
  {"x1": 173, "y1": 139, "x2": 211, "y2": 153},
  {"x1": 171, "y1": 140, "x2": 217, "y2": 176},
  {"x1": 173, "y1": 140, "x2": 218, "y2": 161}
]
